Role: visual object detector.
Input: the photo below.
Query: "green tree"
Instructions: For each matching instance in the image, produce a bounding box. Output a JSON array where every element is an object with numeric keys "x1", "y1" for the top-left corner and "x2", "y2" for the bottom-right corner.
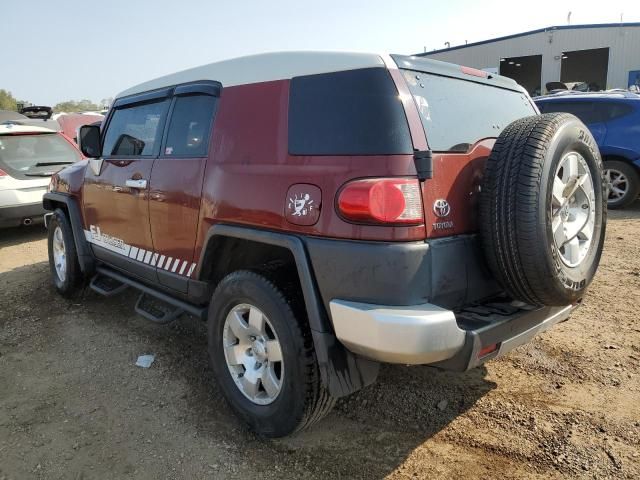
[
  {"x1": 53, "y1": 99, "x2": 101, "y2": 113},
  {"x1": 0, "y1": 89, "x2": 18, "y2": 111}
]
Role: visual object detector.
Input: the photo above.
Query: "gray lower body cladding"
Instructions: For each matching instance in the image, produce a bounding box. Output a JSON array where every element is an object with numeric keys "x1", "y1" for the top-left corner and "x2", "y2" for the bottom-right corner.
[{"x1": 304, "y1": 234, "x2": 502, "y2": 314}]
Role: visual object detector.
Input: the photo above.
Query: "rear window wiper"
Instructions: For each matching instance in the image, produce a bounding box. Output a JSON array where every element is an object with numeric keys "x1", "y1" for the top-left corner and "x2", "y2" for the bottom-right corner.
[{"x1": 34, "y1": 161, "x2": 74, "y2": 167}]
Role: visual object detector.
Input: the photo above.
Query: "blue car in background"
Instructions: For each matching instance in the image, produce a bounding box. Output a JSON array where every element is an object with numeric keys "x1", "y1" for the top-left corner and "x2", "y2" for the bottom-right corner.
[{"x1": 535, "y1": 92, "x2": 640, "y2": 208}]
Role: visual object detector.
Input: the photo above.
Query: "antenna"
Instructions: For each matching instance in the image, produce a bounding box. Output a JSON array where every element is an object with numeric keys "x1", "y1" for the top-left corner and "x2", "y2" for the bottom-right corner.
[
  {"x1": 445, "y1": 41, "x2": 450, "y2": 49},
  {"x1": 567, "y1": 11, "x2": 572, "y2": 25}
]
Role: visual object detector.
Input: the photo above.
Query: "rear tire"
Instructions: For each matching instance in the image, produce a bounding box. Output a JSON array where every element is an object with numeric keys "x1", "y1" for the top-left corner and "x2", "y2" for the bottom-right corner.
[
  {"x1": 208, "y1": 270, "x2": 334, "y2": 437},
  {"x1": 603, "y1": 160, "x2": 640, "y2": 209},
  {"x1": 480, "y1": 113, "x2": 606, "y2": 306},
  {"x1": 47, "y1": 208, "x2": 83, "y2": 298}
]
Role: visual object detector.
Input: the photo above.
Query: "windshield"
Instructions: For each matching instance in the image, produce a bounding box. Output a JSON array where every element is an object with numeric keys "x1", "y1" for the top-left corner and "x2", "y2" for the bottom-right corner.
[
  {"x1": 402, "y1": 70, "x2": 537, "y2": 152},
  {"x1": 0, "y1": 133, "x2": 81, "y2": 179}
]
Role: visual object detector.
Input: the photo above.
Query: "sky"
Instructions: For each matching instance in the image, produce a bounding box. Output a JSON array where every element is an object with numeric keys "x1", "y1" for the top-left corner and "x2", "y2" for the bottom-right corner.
[{"x1": 3, "y1": 0, "x2": 639, "y2": 106}]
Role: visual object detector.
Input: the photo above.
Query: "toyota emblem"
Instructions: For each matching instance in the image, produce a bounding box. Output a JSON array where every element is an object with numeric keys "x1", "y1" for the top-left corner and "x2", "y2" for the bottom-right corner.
[{"x1": 433, "y1": 199, "x2": 451, "y2": 218}]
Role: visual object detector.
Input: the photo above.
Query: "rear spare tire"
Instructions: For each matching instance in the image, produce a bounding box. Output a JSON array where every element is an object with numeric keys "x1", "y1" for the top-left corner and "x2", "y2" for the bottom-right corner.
[{"x1": 480, "y1": 113, "x2": 606, "y2": 306}]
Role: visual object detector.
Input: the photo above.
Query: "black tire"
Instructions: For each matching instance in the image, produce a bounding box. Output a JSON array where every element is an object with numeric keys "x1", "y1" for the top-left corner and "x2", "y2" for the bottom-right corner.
[
  {"x1": 47, "y1": 208, "x2": 83, "y2": 298},
  {"x1": 208, "y1": 270, "x2": 334, "y2": 437},
  {"x1": 603, "y1": 159, "x2": 640, "y2": 209},
  {"x1": 480, "y1": 113, "x2": 606, "y2": 306}
]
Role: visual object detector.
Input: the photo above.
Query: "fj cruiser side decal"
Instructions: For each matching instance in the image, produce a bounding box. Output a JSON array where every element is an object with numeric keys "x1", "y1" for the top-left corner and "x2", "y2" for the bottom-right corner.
[
  {"x1": 84, "y1": 226, "x2": 197, "y2": 278},
  {"x1": 87, "y1": 225, "x2": 130, "y2": 256}
]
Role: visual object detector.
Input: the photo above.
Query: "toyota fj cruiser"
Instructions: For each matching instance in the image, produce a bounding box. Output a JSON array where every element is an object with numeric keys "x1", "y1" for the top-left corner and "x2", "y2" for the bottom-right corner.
[{"x1": 44, "y1": 52, "x2": 606, "y2": 437}]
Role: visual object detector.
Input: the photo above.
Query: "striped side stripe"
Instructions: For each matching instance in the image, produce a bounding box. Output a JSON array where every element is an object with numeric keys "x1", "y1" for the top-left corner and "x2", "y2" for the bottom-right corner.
[
  {"x1": 187, "y1": 263, "x2": 196, "y2": 278},
  {"x1": 83, "y1": 228, "x2": 199, "y2": 280},
  {"x1": 179, "y1": 261, "x2": 187, "y2": 275}
]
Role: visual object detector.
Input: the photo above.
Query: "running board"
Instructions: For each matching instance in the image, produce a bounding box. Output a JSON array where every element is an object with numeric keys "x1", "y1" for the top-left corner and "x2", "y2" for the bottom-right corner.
[
  {"x1": 90, "y1": 274, "x2": 129, "y2": 297},
  {"x1": 95, "y1": 266, "x2": 207, "y2": 321},
  {"x1": 135, "y1": 293, "x2": 184, "y2": 324}
]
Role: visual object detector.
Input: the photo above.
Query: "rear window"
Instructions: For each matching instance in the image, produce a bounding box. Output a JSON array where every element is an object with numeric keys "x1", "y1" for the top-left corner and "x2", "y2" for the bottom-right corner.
[
  {"x1": 0, "y1": 133, "x2": 81, "y2": 179},
  {"x1": 402, "y1": 70, "x2": 536, "y2": 152},
  {"x1": 288, "y1": 68, "x2": 412, "y2": 156}
]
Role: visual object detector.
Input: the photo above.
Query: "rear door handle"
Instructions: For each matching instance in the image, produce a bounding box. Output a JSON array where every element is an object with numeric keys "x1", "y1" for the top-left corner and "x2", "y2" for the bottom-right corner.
[{"x1": 125, "y1": 179, "x2": 148, "y2": 189}]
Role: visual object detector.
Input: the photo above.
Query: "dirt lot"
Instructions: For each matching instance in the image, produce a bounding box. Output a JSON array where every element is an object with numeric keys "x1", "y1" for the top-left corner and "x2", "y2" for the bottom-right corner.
[{"x1": 1, "y1": 205, "x2": 639, "y2": 480}]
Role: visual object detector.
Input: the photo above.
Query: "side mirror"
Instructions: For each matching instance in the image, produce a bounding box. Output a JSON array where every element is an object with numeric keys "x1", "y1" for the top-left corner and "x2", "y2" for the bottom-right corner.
[{"x1": 78, "y1": 125, "x2": 102, "y2": 158}]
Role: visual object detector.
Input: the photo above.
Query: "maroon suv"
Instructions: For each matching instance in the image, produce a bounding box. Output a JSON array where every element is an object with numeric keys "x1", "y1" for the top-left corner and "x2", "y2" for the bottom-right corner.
[{"x1": 44, "y1": 52, "x2": 606, "y2": 437}]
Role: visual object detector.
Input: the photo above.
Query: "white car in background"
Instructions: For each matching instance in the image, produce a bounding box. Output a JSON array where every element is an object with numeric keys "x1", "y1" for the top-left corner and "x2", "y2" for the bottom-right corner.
[{"x1": 0, "y1": 124, "x2": 82, "y2": 228}]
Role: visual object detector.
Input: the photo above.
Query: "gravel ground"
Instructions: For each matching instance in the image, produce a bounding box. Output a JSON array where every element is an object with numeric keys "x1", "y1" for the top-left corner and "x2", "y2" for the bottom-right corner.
[{"x1": 0, "y1": 203, "x2": 639, "y2": 479}]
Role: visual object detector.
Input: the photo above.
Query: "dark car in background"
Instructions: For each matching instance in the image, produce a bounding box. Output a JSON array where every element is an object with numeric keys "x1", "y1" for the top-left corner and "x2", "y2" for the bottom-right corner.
[{"x1": 535, "y1": 92, "x2": 640, "y2": 208}]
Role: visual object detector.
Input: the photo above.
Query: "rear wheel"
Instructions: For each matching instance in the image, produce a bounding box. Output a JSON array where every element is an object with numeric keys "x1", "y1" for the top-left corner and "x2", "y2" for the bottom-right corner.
[
  {"x1": 603, "y1": 160, "x2": 640, "y2": 209},
  {"x1": 47, "y1": 208, "x2": 83, "y2": 298},
  {"x1": 208, "y1": 270, "x2": 334, "y2": 437},
  {"x1": 480, "y1": 113, "x2": 606, "y2": 306}
]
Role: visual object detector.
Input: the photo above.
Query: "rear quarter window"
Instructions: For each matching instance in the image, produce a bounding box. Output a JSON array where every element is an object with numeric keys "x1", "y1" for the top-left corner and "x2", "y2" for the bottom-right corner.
[{"x1": 288, "y1": 68, "x2": 412, "y2": 156}]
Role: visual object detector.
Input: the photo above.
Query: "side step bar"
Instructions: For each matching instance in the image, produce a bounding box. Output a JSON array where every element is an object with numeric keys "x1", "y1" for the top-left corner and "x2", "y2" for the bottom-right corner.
[
  {"x1": 135, "y1": 293, "x2": 184, "y2": 324},
  {"x1": 94, "y1": 266, "x2": 207, "y2": 321},
  {"x1": 90, "y1": 274, "x2": 129, "y2": 297}
]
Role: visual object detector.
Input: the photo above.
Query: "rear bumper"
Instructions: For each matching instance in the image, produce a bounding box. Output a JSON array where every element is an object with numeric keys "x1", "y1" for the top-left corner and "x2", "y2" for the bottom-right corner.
[
  {"x1": 330, "y1": 299, "x2": 575, "y2": 370},
  {"x1": 0, "y1": 202, "x2": 46, "y2": 228}
]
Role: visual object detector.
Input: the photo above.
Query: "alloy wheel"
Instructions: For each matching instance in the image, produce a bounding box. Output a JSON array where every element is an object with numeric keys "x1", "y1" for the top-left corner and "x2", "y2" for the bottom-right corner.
[
  {"x1": 550, "y1": 152, "x2": 596, "y2": 267},
  {"x1": 52, "y1": 226, "x2": 67, "y2": 282},
  {"x1": 222, "y1": 303, "x2": 284, "y2": 405},
  {"x1": 604, "y1": 168, "x2": 628, "y2": 203}
]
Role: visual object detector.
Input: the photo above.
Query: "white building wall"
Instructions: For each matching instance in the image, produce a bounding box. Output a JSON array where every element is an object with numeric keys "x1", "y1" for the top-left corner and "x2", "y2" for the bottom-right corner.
[{"x1": 422, "y1": 25, "x2": 640, "y2": 90}]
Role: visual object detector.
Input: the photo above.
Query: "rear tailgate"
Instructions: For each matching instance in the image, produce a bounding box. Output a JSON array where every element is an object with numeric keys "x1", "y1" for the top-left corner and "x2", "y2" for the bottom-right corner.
[
  {"x1": 392, "y1": 55, "x2": 538, "y2": 238},
  {"x1": 422, "y1": 141, "x2": 494, "y2": 238}
]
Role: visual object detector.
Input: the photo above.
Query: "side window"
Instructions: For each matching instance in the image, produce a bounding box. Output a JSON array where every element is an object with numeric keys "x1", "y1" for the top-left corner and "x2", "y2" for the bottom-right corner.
[
  {"x1": 601, "y1": 102, "x2": 633, "y2": 121},
  {"x1": 163, "y1": 95, "x2": 217, "y2": 157},
  {"x1": 102, "y1": 100, "x2": 169, "y2": 157},
  {"x1": 540, "y1": 102, "x2": 603, "y2": 124},
  {"x1": 288, "y1": 68, "x2": 412, "y2": 155}
]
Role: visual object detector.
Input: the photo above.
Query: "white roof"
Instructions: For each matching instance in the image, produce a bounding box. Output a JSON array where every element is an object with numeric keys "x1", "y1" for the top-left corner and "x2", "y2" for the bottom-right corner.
[
  {"x1": 116, "y1": 51, "x2": 388, "y2": 99},
  {"x1": 0, "y1": 124, "x2": 56, "y2": 135}
]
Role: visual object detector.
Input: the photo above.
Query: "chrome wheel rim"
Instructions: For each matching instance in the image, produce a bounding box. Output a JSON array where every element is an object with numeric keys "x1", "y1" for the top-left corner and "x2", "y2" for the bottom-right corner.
[
  {"x1": 604, "y1": 168, "x2": 628, "y2": 202},
  {"x1": 52, "y1": 226, "x2": 67, "y2": 282},
  {"x1": 222, "y1": 304, "x2": 284, "y2": 405},
  {"x1": 551, "y1": 152, "x2": 596, "y2": 268}
]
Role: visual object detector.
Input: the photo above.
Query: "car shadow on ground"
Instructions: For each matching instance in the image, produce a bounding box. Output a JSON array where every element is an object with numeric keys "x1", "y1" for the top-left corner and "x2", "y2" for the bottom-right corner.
[
  {"x1": 0, "y1": 260, "x2": 496, "y2": 479},
  {"x1": 0, "y1": 225, "x2": 47, "y2": 249},
  {"x1": 115, "y1": 302, "x2": 497, "y2": 478},
  {"x1": 84, "y1": 288, "x2": 496, "y2": 477},
  {"x1": 607, "y1": 199, "x2": 640, "y2": 220}
]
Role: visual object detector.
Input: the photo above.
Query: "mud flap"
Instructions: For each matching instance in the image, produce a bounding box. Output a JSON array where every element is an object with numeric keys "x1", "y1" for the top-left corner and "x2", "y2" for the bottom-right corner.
[{"x1": 312, "y1": 330, "x2": 380, "y2": 398}]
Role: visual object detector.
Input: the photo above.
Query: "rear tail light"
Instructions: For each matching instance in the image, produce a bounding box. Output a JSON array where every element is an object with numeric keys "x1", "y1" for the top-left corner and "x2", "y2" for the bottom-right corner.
[
  {"x1": 0, "y1": 168, "x2": 8, "y2": 178},
  {"x1": 337, "y1": 178, "x2": 423, "y2": 225},
  {"x1": 478, "y1": 343, "x2": 499, "y2": 358}
]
